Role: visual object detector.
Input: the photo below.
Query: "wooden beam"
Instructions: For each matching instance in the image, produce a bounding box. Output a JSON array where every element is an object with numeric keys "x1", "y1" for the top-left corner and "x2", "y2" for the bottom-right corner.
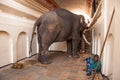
[
  {"x1": 48, "y1": 0, "x2": 60, "y2": 8},
  {"x1": 25, "y1": 0, "x2": 49, "y2": 12},
  {"x1": 15, "y1": 0, "x2": 48, "y2": 13}
]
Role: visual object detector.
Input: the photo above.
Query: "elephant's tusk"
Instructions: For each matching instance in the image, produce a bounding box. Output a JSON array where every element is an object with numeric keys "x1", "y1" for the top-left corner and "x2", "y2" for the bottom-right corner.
[{"x1": 82, "y1": 34, "x2": 91, "y2": 46}]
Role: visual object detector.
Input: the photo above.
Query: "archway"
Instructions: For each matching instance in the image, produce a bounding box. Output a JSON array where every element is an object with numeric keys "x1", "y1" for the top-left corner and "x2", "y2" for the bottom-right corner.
[
  {"x1": 0, "y1": 31, "x2": 13, "y2": 67},
  {"x1": 17, "y1": 32, "x2": 28, "y2": 60}
]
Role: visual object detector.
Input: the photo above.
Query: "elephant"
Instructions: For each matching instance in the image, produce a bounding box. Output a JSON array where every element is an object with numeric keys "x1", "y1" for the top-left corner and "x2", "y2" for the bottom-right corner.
[{"x1": 30, "y1": 8, "x2": 91, "y2": 64}]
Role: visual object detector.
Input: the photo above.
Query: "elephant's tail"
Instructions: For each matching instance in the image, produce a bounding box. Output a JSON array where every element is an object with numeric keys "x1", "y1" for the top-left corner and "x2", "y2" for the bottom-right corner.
[{"x1": 29, "y1": 18, "x2": 41, "y2": 54}]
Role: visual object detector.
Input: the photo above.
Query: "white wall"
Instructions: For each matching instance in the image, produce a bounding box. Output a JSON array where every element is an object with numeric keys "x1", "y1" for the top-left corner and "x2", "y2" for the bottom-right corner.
[
  {"x1": 0, "y1": 31, "x2": 12, "y2": 66},
  {"x1": 0, "y1": 11, "x2": 35, "y2": 67},
  {"x1": 0, "y1": 0, "x2": 46, "y2": 67},
  {"x1": 93, "y1": 0, "x2": 120, "y2": 79},
  {"x1": 105, "y1": 34, "x2": 114, "y2": 77},
  {"x1": 92, "y1": 13, "x2": 104, "y2": 55},
  {"x1": 112, "y1": 0, "x2": 120, "y2": 80},
  {"x1": 17, "y1": 32, "x2": 29, "y2": 60}
]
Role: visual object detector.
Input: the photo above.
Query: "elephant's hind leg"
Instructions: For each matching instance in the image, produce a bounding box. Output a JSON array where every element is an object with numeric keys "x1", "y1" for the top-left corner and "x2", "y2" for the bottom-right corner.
[
  {"x1": 38, "y1": 41, "x2": 52, "y2": 64},
  {"x1": 38, "y1": 50, "x2": 51, "y2": 64},
  {"x1": 38, "y1": 31, "x2": 56, "y2": 64}
]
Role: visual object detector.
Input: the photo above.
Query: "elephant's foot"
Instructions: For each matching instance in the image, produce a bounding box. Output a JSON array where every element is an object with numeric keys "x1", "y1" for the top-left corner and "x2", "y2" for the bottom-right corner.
[
  {"x1": 38, "y1": 55, "x2": 52, "y2": 64},
  {"x1": 72, "y1": 54, "x2": 80, "y2": 58}
]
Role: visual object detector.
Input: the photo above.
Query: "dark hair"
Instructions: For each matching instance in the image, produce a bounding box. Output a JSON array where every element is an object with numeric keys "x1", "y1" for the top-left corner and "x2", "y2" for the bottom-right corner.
[
  {"x1": 93, "y1": 54, "x2": 99, "y2": 61},
  {"x1": 94, "y1": 54, "x2": 99, "y2": 58}
]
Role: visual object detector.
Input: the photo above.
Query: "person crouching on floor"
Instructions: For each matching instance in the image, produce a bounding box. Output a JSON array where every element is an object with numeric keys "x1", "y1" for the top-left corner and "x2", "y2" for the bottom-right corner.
[{"x1": 84, "y1": 54, "x2": 102, "y2": 76}]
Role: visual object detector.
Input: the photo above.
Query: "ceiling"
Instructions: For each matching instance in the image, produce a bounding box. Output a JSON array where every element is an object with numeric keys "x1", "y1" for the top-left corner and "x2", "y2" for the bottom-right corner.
[
  {"x1": 0, "y1": 0, "x2": 95, "y2": 20},
  {"x1": 26, "y1": 0, "x2": 93, "y2": 16},
  {"x1": 54, "y1": 0, "x2": 92, "y2": 16},
  {"x1": 14, "y1": 0, "x2": 94, "y2": 17},
  {"x1": 31, "y1": 0, "x2": 94, "y2": 19}
]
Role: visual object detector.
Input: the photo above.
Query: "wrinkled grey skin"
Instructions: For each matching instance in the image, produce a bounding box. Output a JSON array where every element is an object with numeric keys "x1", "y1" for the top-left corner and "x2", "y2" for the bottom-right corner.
[{"x1": 30, "y1": 8, "x2": 87, "y2": 64}]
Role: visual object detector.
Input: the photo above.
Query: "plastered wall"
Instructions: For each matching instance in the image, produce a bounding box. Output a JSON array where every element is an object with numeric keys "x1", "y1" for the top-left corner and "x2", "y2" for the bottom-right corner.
[
  {"x1": 93, "y1": 0, "x2": 120, "y2": 79},
  {"x1": 112, "y1": 0, "x2": 120, "y2": 80},
  {"x1": 0, "y1": 11, "x2": 36, "y2": 67}
]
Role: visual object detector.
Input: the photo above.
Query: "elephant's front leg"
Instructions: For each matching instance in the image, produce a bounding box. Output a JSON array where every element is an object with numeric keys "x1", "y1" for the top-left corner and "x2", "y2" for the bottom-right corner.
[
  {"x1": 67, "y1": 39, "x2": 72, "y2": 57},
  {"x1": 72, "y1": 38, "x2": 80, "y2": 58},
  {"x1": 71, "y1": 31, "x2": 81, "y2": 58}
]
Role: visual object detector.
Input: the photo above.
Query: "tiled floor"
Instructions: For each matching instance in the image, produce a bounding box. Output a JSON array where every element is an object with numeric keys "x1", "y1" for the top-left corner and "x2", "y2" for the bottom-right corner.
[{"x1": 0, "y1": 52, "x2": 93, "y2": 80}]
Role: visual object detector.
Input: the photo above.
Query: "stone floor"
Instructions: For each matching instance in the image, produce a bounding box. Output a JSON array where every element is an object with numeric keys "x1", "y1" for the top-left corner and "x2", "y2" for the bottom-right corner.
[{"x1": 0, "y1": 52, "x2": 93, "y2": 80}]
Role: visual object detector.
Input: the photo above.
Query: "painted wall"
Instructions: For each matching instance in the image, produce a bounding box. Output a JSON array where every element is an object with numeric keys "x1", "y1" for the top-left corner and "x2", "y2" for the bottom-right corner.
[
  {"x1": 93, "y1": 0, "x2": 120, "y2": 79},
  {"x1": 112, "y1": 0, "x2": 120, "y2": 80},
  {"x1": 0, "y1": 11, "x2": 35, "y2": 66},
  {"x1": 0, "y1": 31, "x2": 12, "y2": 66}
]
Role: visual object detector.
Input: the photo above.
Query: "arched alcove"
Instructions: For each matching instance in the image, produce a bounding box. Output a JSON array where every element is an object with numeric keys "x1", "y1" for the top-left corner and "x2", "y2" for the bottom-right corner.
[
  {"x1": 0, "y1": 31, "x2": 13, "y2": 67},
  {"x1": 31, "y1": 33, "x2": 38, "y2": 55},
  {"x1": 104, "y1": 34, "x2": 114, "y2": 77},
  {"x1": 17, "y1": 32, "x2": 28, "y2": 60}
]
